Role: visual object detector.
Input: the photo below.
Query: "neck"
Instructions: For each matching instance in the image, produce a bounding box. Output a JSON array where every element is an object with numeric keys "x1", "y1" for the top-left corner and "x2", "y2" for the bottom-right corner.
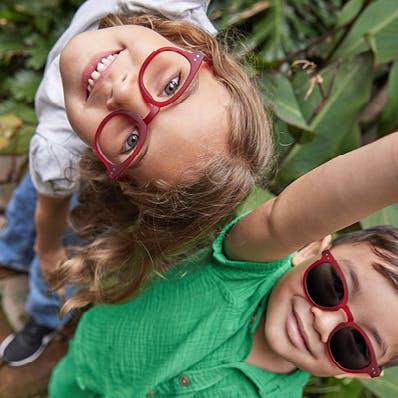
[{"x1": 246, "y1": 314, "x2": 297, "y2": 374}]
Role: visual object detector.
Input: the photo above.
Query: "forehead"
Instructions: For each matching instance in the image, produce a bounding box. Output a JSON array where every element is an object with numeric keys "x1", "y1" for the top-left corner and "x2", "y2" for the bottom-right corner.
[{"x1": 331, "y1": 243, "x2": 398, "y2": 362}]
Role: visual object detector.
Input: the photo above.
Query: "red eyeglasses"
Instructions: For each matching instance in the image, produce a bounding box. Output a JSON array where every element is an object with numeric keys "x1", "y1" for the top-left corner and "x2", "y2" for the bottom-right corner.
[
  {"x1": 303, "y1": 250, "x2": 382, "y2": 377},
  {"x1": 93, "y1": 46, "x2": 207, "y2": 180}
]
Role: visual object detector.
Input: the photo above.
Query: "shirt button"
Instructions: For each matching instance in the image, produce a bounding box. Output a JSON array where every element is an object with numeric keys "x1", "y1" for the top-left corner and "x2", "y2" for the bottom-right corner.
[
  {"x1": 179, "y1": 375, "x2": 191, "y2": 387},
  {"x1": 146, "y1": 392, "x2": 159, "y2": 396}
]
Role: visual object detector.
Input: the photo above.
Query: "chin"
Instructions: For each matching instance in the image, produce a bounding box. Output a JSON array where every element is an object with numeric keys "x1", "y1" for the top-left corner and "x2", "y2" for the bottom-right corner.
[{"x1": 264, "y1": 317, "x2": 287, "y2": 357}]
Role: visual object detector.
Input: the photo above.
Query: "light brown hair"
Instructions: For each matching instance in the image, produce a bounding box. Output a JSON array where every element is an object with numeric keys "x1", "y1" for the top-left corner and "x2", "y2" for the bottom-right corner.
[{"x1": 53, "y1": 13, "x2": 273, "y2": 312}]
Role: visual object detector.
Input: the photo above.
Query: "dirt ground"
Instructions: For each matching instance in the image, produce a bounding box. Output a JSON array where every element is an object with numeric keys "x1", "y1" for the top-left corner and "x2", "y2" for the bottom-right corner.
[{"x1": 0, "y1": 156, "x2": 74, "y2": 398}]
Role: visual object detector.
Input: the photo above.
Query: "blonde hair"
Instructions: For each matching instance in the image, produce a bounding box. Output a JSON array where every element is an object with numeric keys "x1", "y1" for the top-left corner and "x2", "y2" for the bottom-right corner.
[{"x1": 53, "y1": 13, "x2": 273, "y2": 312}]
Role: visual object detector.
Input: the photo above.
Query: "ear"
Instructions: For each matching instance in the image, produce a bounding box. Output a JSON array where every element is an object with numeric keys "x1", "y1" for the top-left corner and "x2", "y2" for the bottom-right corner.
[{"x1": 292, "y1": 235, "x2": 332, "y2": 267}]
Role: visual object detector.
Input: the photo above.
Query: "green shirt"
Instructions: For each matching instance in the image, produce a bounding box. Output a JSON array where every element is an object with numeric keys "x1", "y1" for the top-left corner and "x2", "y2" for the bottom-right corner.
[{"x1": 49, "y1": 217, "x2": 309, "y2": 398}]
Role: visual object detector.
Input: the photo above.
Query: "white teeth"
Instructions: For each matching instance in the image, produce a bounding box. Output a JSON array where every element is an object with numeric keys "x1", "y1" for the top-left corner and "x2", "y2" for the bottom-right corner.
[
  {"x1": 86, "y1": 51, "x2": 120, "y2": 95},
  {"x1": 91, "y1": 70, "x2": 101, "y2": 80},
  {"x1": 96, "y1": 62, "x2": 107, "y2": 72}
]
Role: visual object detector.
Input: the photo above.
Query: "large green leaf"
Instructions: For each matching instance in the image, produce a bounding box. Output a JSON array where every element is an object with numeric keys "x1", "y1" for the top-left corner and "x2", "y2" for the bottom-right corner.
[
  {"x1": 361, "y1": 205, "x2": 398, "y2": 228},
  {"x1": 337, "y1": 0, "x2": 364, "y2": 26},
  {"x1": 274, "y1": 53, "x2": 373, "y2": 190},
  {"x1": 334, "y1": 0, "x2": 398, "y2": 63},
  {"x1": 259, "y1": 73, "x2": 311, "y2": 132},
  {"x1": 291, "y1": 70, "x2": 323, "y2": 123},
  {"x1": 379, "y1": 60, "x2": 398, "y2": 135},
  {"x1": 360, "y1": 367, "x2": 398, "y2": 398}
]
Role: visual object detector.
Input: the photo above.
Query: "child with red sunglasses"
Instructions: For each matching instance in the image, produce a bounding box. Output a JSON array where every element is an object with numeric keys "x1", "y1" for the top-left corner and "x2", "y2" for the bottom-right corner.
[{"x1": 50, "y1": 131, "x2": 398, "y2": 398}]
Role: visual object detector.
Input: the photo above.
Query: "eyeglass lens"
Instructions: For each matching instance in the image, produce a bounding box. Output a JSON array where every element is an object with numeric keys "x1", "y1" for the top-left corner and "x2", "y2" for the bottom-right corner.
[
  {"x1": 305, "y1": 262, "x2": 371, "y2": 369},
  {"x1": 97, "y1": 51, "x2": 191, "y2": 164}
]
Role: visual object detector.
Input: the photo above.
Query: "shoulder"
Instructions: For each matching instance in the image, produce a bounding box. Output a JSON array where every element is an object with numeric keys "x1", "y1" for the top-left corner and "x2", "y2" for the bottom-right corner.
[{"x1": 212, "y1": 214, "x2": 294, "y2": 280}]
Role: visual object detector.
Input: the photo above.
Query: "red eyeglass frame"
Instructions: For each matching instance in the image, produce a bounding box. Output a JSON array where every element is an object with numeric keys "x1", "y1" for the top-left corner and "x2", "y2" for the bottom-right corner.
[
  {"x1": 303, "y1": 250, "x2": 382, "y2": 378},
  {"x1": 93, "y1": 46, "x2": 207, "y2": 180}
]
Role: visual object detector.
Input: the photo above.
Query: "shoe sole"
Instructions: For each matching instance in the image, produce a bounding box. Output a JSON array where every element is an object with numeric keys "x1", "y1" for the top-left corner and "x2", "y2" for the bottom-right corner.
[{"x1": 0, "y1": 331, "x2": 57, "y2": 367}]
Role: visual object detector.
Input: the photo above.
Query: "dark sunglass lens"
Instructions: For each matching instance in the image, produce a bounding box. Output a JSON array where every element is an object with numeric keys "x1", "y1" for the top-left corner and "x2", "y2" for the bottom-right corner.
[
  {"x1": 306, "y1": 262, "x2": 344, "y2": 307},
  {"x1": 330, "y1": 327, "x2": 370, "y2": 370}
]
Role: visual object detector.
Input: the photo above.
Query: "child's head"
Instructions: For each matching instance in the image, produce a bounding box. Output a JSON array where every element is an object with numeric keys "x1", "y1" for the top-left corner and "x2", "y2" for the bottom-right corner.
[
  {"x1": 264, "y1": 226, "x2": 398, "y2": 378},
  {"x1": 55, "y1": 14, "x2": 272, "y2": 309},
  {"x1": 60, "y1": 13, "x2": 272, "y2": 185}
]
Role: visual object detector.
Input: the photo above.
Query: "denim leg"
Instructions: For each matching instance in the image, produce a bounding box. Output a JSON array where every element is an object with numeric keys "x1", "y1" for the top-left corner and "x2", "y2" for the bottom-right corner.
[
  {"x1": 26, "y1": 254, "x2": 76, "y2": 329},
  {"x1": 0, "y1": 172, "x2": 80, "y2": 329},
  {"x1": 0, "y1": 173, "x2": 36, "y2": 271}
]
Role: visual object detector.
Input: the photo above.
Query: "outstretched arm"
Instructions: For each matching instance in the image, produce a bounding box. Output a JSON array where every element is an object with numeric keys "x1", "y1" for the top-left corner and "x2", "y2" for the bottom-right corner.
[{"x1": 225, "y1": 132, "x2": 398, "y2": 262}]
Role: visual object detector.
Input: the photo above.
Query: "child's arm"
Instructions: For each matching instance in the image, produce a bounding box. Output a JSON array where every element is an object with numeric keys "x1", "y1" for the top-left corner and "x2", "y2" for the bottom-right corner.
[
  {"x1": 225, "y1": 132, "x2": 398, "y2": 262},
  {"x1": 34, "y1": 194, "x2": 70, "y2": 278}
]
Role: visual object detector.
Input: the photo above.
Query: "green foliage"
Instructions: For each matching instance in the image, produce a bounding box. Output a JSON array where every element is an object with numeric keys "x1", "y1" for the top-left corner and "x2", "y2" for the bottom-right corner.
[
  {"x1": 0, "y1": 0, "x2": 81, "y2": 155},
  {"x1": 361, "y1": 367, "x2": 398, "y2": 398},
  {"x1": 2, "y1": 0, "x2": 398, "y2": 396},
  {"x1": 210, "y1": 0, "x2": 398, "y2": 396}
]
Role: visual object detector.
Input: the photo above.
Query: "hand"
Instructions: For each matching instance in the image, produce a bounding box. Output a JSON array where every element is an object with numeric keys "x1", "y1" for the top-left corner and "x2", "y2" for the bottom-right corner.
[{"x1": 35, "y1": 245, "x2": 67, "y2": 282}]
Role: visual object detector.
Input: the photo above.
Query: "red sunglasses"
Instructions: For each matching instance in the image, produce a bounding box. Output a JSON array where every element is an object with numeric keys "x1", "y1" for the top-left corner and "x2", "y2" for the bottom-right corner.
[
  {"x1": 93, "y1": 46, "x2": 207, "y2": 180},
  {"x1": 303, "y1": 250, "x2": 382, "y2": 377}
]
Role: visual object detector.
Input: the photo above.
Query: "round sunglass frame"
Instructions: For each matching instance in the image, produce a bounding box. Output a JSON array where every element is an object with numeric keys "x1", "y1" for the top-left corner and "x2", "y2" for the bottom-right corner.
[
  {"x1": 93, "y1": 46, "x2": 206, "y2": 180},
  {"x1": 303, "y1": 250, "x2": 382, "y2": 378}
]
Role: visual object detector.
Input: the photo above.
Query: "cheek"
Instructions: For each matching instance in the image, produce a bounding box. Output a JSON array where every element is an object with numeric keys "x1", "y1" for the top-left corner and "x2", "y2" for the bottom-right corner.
[{"x1": 67, "y1": 109, "x2": 95, "y2": 146}]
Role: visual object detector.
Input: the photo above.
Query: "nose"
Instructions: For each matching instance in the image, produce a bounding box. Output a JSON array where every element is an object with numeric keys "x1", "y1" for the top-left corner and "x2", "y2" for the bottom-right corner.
[
  {"x1": 311, "y1": 307, "x2": 348, "y2": 343},
  {"x1": 106, "y1": 72, "x2": 150, "y2": 116}
]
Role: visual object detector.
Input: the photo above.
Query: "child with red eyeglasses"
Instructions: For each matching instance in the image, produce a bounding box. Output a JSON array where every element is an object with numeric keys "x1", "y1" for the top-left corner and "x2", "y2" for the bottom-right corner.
[
  {"x1": 49, "y1": 131, "x2": 398, "y2": 397},
  {"x1": 0, "y1": 0, "x2": 273, "y2": 367}
]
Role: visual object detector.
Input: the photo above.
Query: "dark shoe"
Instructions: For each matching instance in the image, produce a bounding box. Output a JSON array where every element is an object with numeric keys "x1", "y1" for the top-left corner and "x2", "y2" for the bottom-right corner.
[{"x1": 0, "y1": 318, "x2": 56, "y2": 366}]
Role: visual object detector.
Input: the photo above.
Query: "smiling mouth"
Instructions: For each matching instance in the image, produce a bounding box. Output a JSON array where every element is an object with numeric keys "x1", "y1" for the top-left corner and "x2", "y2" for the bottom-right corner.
[
  {"x1": 286, "y1": 307, "x2": 313, "y2": 355},
  {"x1": 82, "y1": 49, "x2": 123, "y2": 99}
]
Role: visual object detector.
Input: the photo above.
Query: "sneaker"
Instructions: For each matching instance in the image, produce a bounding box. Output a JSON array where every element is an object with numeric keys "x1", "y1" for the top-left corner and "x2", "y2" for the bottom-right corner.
[{"x1": 0, "y1": 318, "x2": 56, "y2": 366}]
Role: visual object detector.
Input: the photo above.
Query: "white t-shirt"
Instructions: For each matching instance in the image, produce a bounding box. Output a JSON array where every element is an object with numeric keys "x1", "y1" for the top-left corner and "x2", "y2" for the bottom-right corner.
[{"x1": 30, "y1": 0, "x2": 216, "y2": 197}]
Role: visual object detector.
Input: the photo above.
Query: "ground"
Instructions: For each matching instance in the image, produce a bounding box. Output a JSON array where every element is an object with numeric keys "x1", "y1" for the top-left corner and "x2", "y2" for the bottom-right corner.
[{"x1": 0, "y1": 156, "x2": 74, "y2": 398}]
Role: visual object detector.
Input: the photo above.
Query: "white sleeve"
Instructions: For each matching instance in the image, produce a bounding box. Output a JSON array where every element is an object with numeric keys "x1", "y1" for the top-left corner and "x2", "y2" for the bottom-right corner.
[
  {"x1": 29, "y1": 134, "x2": 83, "y2": 198},
  {"x1": 118, "y1": 0, "x2": 217, "y2": 35},
  {"x1": 31, "y1": 1, "x2": 119, "y2": 197}
]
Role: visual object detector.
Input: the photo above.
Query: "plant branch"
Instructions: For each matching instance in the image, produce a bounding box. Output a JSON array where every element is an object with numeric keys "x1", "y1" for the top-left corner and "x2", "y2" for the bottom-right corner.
[{"x1": 322, "y1": 0, "x2": 372, "y2": 65}]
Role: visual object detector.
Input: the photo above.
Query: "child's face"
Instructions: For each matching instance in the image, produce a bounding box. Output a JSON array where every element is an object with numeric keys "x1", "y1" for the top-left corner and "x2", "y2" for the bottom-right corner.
[
  {"x1": 264, "y1": 242, "x2": 398, "y2": 377},
  {"x1": 60, "y1": 25, "x2": 229, "y2": 184}
]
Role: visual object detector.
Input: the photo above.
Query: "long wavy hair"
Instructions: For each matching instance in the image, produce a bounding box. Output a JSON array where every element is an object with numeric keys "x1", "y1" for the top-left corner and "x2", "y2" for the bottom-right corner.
[{"x1": 53, "y1": 13, "x2": 274, "y2": 312}]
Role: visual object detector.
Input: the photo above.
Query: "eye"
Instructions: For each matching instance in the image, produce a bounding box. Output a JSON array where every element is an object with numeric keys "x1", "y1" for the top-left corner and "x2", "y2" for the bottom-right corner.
[
  {"x1": 121, "y1": 130, "x2": 140, "y2": 154},
  {"x1": 162, "y1": 74, "x2": 181, "y2": 97}
]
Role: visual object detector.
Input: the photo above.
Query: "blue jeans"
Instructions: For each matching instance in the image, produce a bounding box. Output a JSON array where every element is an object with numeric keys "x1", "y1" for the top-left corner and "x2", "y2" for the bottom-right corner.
[{"x1": 0, "y1": 173, "x2": 78, "y2": 329}]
